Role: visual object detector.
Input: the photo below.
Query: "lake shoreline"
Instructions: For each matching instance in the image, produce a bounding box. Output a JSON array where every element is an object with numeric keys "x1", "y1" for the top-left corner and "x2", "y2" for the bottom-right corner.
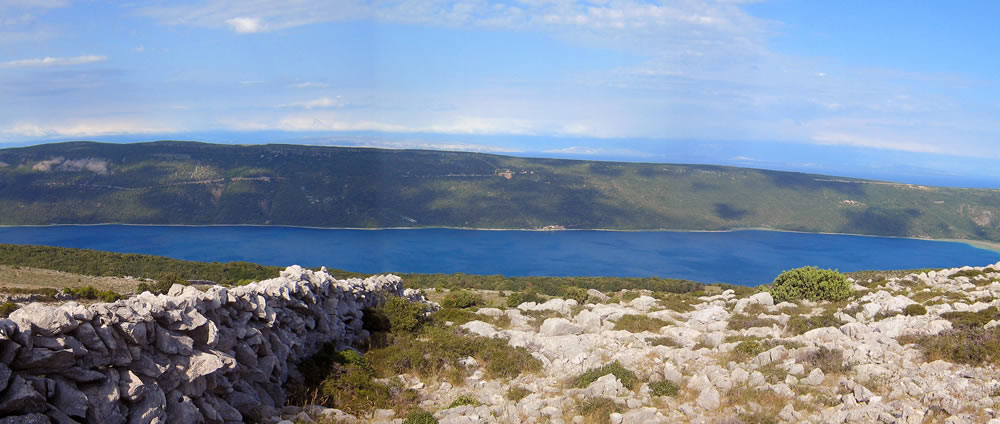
[{"x1": 2, "y1": 223, "x2": 998, "y2": 254}]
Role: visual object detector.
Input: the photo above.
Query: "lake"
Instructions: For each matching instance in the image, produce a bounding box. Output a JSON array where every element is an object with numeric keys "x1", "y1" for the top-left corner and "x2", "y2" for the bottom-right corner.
[{"x1": 0, "y1": 225, "x2": 997, "y2": 285}]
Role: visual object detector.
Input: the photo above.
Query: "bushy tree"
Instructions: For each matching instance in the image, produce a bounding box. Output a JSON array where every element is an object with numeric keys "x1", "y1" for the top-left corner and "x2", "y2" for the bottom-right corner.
[{"x1": 768, "y1": 266, "x2": 851, "y2": 303}]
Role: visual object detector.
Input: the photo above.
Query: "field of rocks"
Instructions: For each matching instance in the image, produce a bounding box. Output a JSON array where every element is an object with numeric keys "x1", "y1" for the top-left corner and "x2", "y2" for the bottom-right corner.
[{"x1": 297, "y1": 262, "x2": 1000, "y2": 424}]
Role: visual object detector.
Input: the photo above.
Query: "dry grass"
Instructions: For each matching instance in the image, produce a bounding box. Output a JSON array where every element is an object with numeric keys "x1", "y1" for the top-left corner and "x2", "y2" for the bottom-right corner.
[{"x1": 0, "y1": 265, "x2": 140, "y2": 293}]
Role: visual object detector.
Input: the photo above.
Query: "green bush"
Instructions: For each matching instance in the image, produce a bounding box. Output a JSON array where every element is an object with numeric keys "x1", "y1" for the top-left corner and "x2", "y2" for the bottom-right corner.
[
  {"x1": 734, "y1": 340, "x2": 766, "y2": 357},
  {"x1": 0, "y1": 302, "x2": 18, "y2": 318},
  {"x1": 900, "y1": 328, "x2": 1000, "y2": 366},
  {"x1": 904, "y1": 304, "x2": 927, "y2": 316},
  {"x1": 430, "y1": 308, "x2": 479, "y2": 326},
  {"x1": 364, "y1": 296, "x2": 428, "y2": 334},
  {"x1": 573, "y1": 361, "x2": 637, "y2": 390},
  {"x1": 403, "y1": 410, "x2": 438, "y2": 424},
  {"x1": 440, "y1": 291, "x2": 484, "y2": 309},
  {"x1": 320, "y1": 362, "x2": 391, "y2": 415},
  {"x1": 64, "y1": 286, "x2": 122, "y2": 302},
  {"x1": 506, "y1": 289, "x2": 542, "y2": 308},
  {"x1": 649, "y1": 380, "x2": 679, "y2": 397},
  {"x1": 768, "y1": 266, "x2": 851, "y2": 303},
  {"x1": 564, "y1": 287, "x2": 589, "y2": 304}
]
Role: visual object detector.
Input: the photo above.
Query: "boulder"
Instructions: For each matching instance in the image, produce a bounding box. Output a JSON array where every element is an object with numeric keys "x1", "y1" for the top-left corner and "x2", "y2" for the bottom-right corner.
[
  {"x1": 539, "y1": 318, "x2": 583, "y2": 336},
  {"x1": 9, "y1": 304, "x2": 78, "y2": 337},
  {"x1": 801, "y1": 368, "x2": 824, "y2": 386},
  {"x1": 696, "y1": 385, "x2": 720, "y2": 410}
]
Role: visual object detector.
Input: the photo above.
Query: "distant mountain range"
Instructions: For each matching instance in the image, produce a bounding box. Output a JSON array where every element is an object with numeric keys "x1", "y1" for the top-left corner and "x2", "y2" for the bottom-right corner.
[{"x1": 0, "y1": 141, "x2": 997, "y2": 242}]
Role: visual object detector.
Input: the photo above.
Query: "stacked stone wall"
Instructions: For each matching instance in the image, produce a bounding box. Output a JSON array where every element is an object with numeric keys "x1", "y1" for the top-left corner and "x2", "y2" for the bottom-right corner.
[{"x1": 0, "y1": 266, "x2": 417, "y2": 423}]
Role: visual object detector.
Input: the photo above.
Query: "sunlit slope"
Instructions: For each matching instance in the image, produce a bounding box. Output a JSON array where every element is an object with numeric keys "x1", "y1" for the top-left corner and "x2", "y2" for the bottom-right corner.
[{"x1": 0, "y1": 141, "x2": 997, "y2": 241}]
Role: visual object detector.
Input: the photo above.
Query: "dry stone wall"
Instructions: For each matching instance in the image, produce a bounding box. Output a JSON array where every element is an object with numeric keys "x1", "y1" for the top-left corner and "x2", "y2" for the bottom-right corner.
[{"x1": 0, "y1": 265, "x2": 421, "y2": 423}]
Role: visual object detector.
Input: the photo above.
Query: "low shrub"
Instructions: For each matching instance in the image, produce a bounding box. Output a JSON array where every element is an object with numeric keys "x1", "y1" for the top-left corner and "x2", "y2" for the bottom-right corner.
[
  {"x1": 576, "y1": 397, "x2": 622, "y2": 424},
  {"x1": 320, "y1": 362, "x2": 392, "y2": 415},
  {"x1": 366, "y1": 327, "x2": 541, "y2": 382},
  {"x1": 429, "y1": 308, "x2": 479, "y2": 326},
  {"x1": 403, "y1": 410, "x2": 438, "y2": 424},
  {"x1": 727, "y1": 313, "x2": 779, "y2": 330},
  {"x1": 940, "y1": 307, "x2": 1000, "y2": 329},
  {"x1": 573, "y1": 361, "x2": 637, "y2": 390},
  {"x1": 447, "y1": 395, "x2": 481, "y2": 409},
  {"x1": 797, "y1": 346, "x2": 849, "y2": 374},
  {"x1": 785, "y1": 314, "x2": 845, "y2": 336},
  {"x1": 733, "y1": 340, "x2": 766, "y2": 358},
  {"x1": 903, "y1": 304, "x2": 927, "y2": 316},
  {"x1": 0, "y1": 301, "x2": 18, "y2": 318},
  {"x1": 363, "y1": 296, "x2": 428, "y2": 334},
  {"x1": 564, "y1": 287, "x2": 589, "y2": 304},
  {"x1": 652, "y1": 293, "x2": 697, "y2": 313},
  {"x1": 900, "y1": 328, "x2": 1000, "y2": 366},
  {"x1": 769, "y1": 266, "x2": 851, "y2": 303},
  {"x1": 440, "y1": 291, "x2": 484, "y2": 309},
  {"x1": 649, "y1": 380, "x2": 679, "y2": 397},
  {"x1": 621, "y1": 291, "x2": 641, "y2": 303},
  {"x1": 64, "y1": 286, "x2": 121, "y2": 302},
  {"x1": 612, "y1": 315, "x2": 670, "y2": 333},
  {"x1": 506, "y1": 386, "x2": 531, "y2": 402},
  {"x1": 646, "y1": 337, "x2": 680, "y2": 348},
  {"x1": 506, "y1": 289, "x2": 542, "y2": 308}
]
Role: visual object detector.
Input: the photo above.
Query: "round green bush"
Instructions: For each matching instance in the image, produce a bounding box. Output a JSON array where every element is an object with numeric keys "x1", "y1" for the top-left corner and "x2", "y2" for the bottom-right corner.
[
  {"x1": 768, "y1": 266, "x2": 851, "y2": 303},
  {"x1": 403, "y1": 410, "x2": 438, "y2": 424},
  {"x1": 904, "y1": 303, "x2": 928, "y2": 316}
]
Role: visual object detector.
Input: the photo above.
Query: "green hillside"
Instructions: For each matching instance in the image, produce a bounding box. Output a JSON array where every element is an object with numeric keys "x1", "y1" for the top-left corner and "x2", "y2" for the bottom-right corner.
[{"x1": 0, "y1": 140, "x2": 998, "y2": 241}]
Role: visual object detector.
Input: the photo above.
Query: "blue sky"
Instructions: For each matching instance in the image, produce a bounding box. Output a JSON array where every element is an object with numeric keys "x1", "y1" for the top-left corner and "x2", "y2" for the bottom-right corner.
[{"x1": 1, "y1": 0, "x2": 999, "y2": 187}]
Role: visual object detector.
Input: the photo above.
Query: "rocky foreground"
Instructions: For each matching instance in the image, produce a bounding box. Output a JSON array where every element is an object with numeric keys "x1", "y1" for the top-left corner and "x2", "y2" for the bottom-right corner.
[{"x1": 300, "y1": 262, "x2": 1000, "y2": 424}]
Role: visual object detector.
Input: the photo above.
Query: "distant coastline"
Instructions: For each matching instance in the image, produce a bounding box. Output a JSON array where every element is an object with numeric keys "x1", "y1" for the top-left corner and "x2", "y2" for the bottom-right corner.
[{"x1": 3, "y1": 222, "x2": 1000, "y2": 255}]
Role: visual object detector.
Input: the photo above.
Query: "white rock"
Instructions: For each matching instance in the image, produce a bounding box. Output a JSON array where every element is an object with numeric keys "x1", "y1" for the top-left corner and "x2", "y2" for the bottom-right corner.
[
  {"x1": 696, "y1": 386, "x2": 720, "y2": 410},
  {"x1": 539, "y1": 318, "x2": 583, "y2": 336},
  {"x1": 801, "y1": 368, "x2": 824, "y2": 386}
]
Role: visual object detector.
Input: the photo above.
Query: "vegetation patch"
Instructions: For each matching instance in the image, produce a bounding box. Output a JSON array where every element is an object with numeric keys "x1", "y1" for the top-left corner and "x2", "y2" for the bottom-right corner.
[
  {"x1": 506, "y1": 386, "x2": 531, "y2": 402},
  {"x1": 649, "y1": 380, "x2": 679, "y2": 397},
  {"x1": 576, "y1": 397, "x2": 623, "y2": 424},
  {"x1": 769, "y1": 266, "x2": 851, "y2": 303},
  {"x1": 651, "y1": 293, "x2": 698, "y2": 313},
  {"x1": 573, "y1": 361, "x2": 638, "y2": 390},
  {"x1": 403, "y1": 410, "x2": 438, "y2": 424},
  {"x1": 940, "y1": 307, "x2": 1000, "y2": 330},
  {"x1": 447, "y1": 395, "x2": 481, "y2": 409},
  {"x1": 612, "y1": 314, "x2": 670, "y2": 333},
  {"x1": 727, "y1": 313, "x2": 779, "y2": 330},
  {"x1": 563, "y1": 286, "x2": 589, "y2": 304},
  {"x1": 63, "y1": 285, "x2": 122, "y2": 302},
  {"x1": 0, "y1": 301, "x2": 18, "y2": 318},
  {"x1": 440, "y1": 291, "x2": 484, "y2": 309},
  {"x1": 797, "y1": 347, "x2": 850, "y2": 374},
  {"x1": 646, "y1": 336, "x2": 680, "y2": 348},
  {"x1": 506, "y1": 289, "x2": 543, "y2": 308},
  {"x1": 785, "y1": 314, "x2": 845, "y2": 336},
  {"x1": 899, "y1": 328, "x2": 1000, "y2": 366},
  {"x1": 903, "y1": 304, "x2": 927, "y2": 316},
  {"x1": 364, "y1": 296, "x2": 429, "y2": 334}
]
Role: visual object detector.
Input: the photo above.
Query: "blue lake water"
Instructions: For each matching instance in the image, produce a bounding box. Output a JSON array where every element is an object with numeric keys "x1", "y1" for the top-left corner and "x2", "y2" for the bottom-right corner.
[{"x1": 0, "y1": 225, "x2": 998, "y2": 285}]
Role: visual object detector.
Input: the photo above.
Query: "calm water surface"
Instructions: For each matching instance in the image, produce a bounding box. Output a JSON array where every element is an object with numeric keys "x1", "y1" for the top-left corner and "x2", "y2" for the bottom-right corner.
[{"x1": 0, "y1": 225, "x2": 997, "y2": 285}]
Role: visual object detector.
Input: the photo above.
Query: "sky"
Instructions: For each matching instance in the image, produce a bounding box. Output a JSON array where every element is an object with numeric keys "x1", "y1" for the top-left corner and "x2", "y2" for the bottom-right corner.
[{"x1": 1, "y1": 0, "x2": 999, "y2": 187}]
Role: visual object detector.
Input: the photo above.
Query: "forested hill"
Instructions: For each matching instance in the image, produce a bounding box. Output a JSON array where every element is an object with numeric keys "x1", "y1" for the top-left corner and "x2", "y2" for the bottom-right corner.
[{"x1": 0, "y1": 140, "x2": 998, "y2": 242}]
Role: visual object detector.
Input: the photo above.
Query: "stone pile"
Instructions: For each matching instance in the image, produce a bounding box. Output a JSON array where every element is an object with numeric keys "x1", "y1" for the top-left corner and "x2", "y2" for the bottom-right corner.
[{"x1": 0, "y1": 265, "x2": 422, "y2": 423}]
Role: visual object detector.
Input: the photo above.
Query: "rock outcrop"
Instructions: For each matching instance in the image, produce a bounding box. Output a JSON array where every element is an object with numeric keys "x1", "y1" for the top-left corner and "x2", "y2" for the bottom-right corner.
[{"x1": 0, "y1": 265, "x2": 422, "y2": 423}]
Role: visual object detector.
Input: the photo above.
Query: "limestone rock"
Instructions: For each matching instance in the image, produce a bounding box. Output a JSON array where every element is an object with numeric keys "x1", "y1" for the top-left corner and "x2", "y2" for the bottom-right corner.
[{"x1": 539, "y1": 318, "x2": 583, "y2": 336}]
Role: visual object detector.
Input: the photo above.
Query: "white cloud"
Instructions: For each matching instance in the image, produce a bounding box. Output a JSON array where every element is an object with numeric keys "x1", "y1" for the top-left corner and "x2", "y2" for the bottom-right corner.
[
  {"x1": 292, "y1": 81, "x2": 328, "y2": 88},
  {"x1": 0, "y1": 54, "x2": 107, "y2": 69},
  {"x1": 543, "y1": 146, "x2": 650, "y2": 157},
  {"x1": 0, "y1": 0, "x2": 70, "y2": 9},
  {"x1": 133, "y1": 45, "x2": 145, "y2": 52},
  {"x1": 280, "y1": 97, "x2": 342, "y2": 109},
  {"x1": 225, "y1": 16, "x2": 265, "y2": 33},
  {"x1": 2, "y1": 120, "x2": 177, "y2": 138}
]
